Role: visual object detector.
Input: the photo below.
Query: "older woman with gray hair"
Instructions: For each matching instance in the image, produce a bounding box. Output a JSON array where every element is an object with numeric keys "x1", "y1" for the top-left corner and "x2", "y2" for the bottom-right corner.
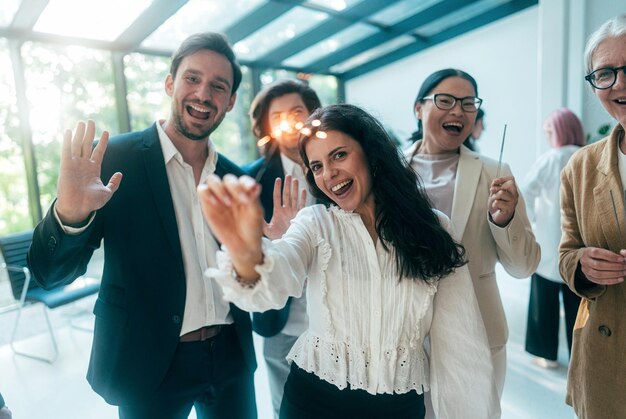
[{"x1": 559, "y1": 13, "x2": 626, "y2": 417}]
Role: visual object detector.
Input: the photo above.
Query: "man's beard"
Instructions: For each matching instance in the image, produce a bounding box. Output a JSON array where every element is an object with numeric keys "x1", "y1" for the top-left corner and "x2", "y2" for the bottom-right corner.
[{"x1": 172, "y1": 104, "x2": 226, "y2": 141}]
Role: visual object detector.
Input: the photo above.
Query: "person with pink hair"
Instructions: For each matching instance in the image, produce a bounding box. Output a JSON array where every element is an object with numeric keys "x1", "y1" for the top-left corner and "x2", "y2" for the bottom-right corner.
[{"x1": 522, "y1": 108, "x2": 585, "y2": 368}]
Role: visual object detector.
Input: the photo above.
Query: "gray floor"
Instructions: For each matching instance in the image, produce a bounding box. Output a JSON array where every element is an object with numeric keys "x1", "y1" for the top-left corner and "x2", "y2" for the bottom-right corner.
[{"x1": 0, "y1": 263, "x2": 576, "y2": 418}]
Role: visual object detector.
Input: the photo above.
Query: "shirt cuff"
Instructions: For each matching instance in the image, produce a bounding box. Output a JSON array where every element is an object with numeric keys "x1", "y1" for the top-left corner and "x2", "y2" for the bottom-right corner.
[{"x1": 53, "y1": 202, "x2": 96, "y2": 235}]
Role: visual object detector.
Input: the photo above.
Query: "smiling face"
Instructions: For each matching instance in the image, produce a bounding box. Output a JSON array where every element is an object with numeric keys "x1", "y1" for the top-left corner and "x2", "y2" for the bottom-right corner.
[
  {"x1": 268, "y1": 92, "x2": 310, "y2": 161},
  {"x1": 415, "y1": 76, "x2": 478, "y2": 154},
  {"x1": 591, "y1": 35, "x2": 626, "y2": 127},
  {"x1": 305, "y1": 130, "x2": 374, "y2": 217},
  {"x1": 165, "y1": 49, "x2": 236, "y2": 142}
]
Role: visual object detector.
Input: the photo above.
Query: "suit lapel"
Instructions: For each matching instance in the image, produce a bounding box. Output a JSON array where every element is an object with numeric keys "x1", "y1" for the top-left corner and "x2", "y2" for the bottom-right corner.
[
  {"x1": 594, "y1": 128, "x2": 625, "y2": 252},
  {"x1": 451, "y1": 148, "x2": 482, "y2": 241},
  {"x1": 141, "y1": 125, "x2": 184, "y2": 267}
]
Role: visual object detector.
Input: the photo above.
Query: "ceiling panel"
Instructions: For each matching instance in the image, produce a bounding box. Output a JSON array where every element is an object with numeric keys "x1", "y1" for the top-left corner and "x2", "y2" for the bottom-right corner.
[
  {"x1": 0, "y1": 0, "x2": 539, "y2": 80},
  {"x1": 141, "y1": 0, "x2": 266, "y2": 51},
  {"x1": 369, "y1": 0, "x2": 443, "y2": 26},
  {"x1": 33, "y1": 0, "x2": 153, "y2": 41},
  {"x1": 415, "y1": 0, "x2": 510, "y2": 37},
  {"x1": 330, "y1": 35, "x2": 415, "y2": 74},
  {"x1": 304, "y1": 0, "x2": 363, "y2": 12},
  {"x1": 233, "y1": 6, "x2": 329, "y2": 61},
  {"x1": 0, "y1": 0, "x2": 21, "y2": 27},
  {"x1": 282, "y1": 22, "x2": 377, "y2": 68}
]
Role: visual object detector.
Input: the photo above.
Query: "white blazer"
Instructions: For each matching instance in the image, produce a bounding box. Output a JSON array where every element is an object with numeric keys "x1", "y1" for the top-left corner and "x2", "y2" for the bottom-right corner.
[{"x1": 405, "y1": 142, "x2": 540, "y2": 348}]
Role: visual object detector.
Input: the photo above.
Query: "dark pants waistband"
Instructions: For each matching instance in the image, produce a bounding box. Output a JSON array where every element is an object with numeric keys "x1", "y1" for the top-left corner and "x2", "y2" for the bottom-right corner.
[{"x1": 180, "y1": 325, "x2": 224, "y2": 342}]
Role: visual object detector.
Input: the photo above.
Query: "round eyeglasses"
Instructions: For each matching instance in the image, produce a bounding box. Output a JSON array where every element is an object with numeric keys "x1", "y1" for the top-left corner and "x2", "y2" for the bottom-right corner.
[
  {"x1": 585, "y1": 65, "x2": 626, "y2": 90},
  {"x1": 422, "y1": 93, "x2": 483, "y2": 112}
]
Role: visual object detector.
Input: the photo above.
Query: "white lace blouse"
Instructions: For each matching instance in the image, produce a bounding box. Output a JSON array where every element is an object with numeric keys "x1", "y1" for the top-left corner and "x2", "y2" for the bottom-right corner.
[{"x1": 207, "y1": 205, "x2": 500, "y2": 418}]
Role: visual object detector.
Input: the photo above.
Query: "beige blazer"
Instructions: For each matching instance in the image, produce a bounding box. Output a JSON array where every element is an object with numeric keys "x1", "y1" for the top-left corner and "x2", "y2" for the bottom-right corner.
[
  {"x1": 559, "y1": 124, "x2": 626, "y2": 418},
  {"x1": 406, "y1": 142, "x2": 540, "y2": 348}
]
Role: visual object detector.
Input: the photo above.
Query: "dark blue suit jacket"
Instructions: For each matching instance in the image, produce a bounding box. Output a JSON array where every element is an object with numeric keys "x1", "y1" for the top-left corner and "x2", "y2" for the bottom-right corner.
[
  {"x1": 243, "y1": 149, "x2": 293, "y2": 338},
  {"x1": 28, "y1": 124, "x2": 255, "y2": 405}
]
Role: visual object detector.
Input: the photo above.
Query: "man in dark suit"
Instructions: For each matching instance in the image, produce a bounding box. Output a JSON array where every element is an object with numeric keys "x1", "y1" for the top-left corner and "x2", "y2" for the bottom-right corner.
[
  {"x1": 28, "y1": 33, "x2": 256, "y2": 419},
  {"x1": 244, "y1": 79, "x2": 321, "y2": 418}
]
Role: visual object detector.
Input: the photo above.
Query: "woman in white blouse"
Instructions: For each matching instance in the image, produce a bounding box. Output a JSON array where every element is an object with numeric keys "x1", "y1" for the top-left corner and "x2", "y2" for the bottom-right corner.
[
  {"x1": 522, "y1": 108, "x2": 584, "y2": 369},
  {"x1": 198, "y1": 104, "x2": 499, "y2": 418}
]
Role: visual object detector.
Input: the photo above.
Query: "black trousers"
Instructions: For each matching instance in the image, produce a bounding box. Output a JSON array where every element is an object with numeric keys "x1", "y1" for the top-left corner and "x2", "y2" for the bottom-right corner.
[
  {"x1": 118, "y1": 324, "x2": 256, "y2": 419},
  {"x1": 525, "y1": 273, "x2": 581, "y2": 360},
  {"x1": 280, "y1": 363, "x2": 425, "y2": 419}
]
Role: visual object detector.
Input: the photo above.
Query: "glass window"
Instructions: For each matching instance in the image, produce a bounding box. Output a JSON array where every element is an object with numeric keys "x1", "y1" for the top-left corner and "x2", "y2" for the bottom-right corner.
[
  {"x1": 22, "y1": 42, "x2": 119, "y2": 213},
  {"x1": 329, "y1": 35, "x2": 415, "y2": 74},
  {"x1": 259, "y1": 69, "x2": 339, "y2": 108},
  {"x1": 34, "y1": 0, "x2": 153, "y2": 41},
  {"x1": 414, "y1": 0, "x2": 509, "y2": 37},
  {"x1": 304, "y1": 0, "x2": 363, "y2": 12},
  {"x1": 0, "y1": 0, "x2": 21, "y2": 27},
  {"x1": 124, "y1": 53, "x2": 170, "y2": 131},
  {"x1": 0, "y1": 39, "x2": 31, "y2": 235},
  {"x1": 211, "y1": 66, "x2": 256, "y2": 165},
  {"x1": 282, "y1": 23, "x2": 377, "y2": 68},
  {"x1": 141, "y1": 0, "x2": 266, "y2": 51},
  {"x1": 369, "y1": 0, "x2": 442, "y2": 26},
  {"x1": 234, "y1": 7, "x2": 329, "y2": 61}
]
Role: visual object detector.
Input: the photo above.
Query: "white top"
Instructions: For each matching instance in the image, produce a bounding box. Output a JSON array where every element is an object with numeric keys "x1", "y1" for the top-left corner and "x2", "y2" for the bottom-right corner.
[
  {"x1": 156, "y1": 121, "x2": 233, "y2": 335},
  {"x1": 207, "y1": 205, "x2": 500, "y2": 418},
  {"x1": 277, "y1": 153, "x2": 310, "y2": 336},
  {"x1": 522, "y1": 145, "x2": 580, "y2": 282},
  {"x1": 409, "y1": 152, "x2": 459, "y2": 218}
]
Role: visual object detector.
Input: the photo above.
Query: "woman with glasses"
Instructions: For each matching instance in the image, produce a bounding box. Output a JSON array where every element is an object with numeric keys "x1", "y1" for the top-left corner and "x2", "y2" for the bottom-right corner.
[
  {"x1": 559, "y1": 14, "x2": 626, "y2": 417},
  {"x1": 405, "y1": 68, "x2": 540, "y2": 400}
]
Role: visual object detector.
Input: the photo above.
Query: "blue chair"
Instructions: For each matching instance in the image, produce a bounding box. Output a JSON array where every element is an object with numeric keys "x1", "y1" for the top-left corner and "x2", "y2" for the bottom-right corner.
[{"x1": 0, "y1": 230, "x2": 100, "y2": 363}]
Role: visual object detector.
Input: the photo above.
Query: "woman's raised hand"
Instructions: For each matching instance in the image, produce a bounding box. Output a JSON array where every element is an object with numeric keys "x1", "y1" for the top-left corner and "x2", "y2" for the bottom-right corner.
[
  {"x1": 56, "y1": 120, "x2": 123, "y2": 225},
  {"x1": 488, "y1": 175, "x2": 519, "y2": 227},
  {"x1": 263, "y1": 175, "x2": 307, "y2": 240},
  {"x1": 198, "y1": 174, "x2": 264, "y2": 279}
]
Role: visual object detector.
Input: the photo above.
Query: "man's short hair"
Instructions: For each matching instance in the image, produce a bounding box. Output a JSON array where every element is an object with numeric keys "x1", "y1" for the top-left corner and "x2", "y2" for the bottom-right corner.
[{"x1": 170, "y1": 32, "x2": 242, "y2": 94}]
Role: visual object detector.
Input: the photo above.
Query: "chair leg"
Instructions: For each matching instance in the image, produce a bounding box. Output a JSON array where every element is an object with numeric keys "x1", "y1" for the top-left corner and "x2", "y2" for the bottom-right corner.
[
  {"x1": 65, "y1": 301, "x2": 95, "y2": 332},
  {"x1": 10, "y1": 304, "x2": 59, "y2": 364}
]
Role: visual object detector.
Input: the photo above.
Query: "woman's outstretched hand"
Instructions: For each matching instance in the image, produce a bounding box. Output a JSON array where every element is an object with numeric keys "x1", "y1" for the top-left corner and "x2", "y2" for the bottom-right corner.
[
  {"x1": 263, "y1": 175, "x2": 307, "y2": 240},
  {"x1": 198, "y1": 174, "x2": 264, "y2": 281}
]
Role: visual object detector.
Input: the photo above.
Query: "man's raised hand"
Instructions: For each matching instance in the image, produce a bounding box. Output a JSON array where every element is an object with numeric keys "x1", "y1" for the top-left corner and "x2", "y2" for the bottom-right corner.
[{"x1": 56, "y1": 120, "x2": 122, "y2": 225}]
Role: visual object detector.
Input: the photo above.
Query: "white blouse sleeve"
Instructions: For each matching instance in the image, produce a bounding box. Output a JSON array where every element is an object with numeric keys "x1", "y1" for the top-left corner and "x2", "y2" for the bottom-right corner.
[
  {"x1": 428, "y1": 217, "x2": 501, "y2": 418},
  {"x1": 205, "y1": 206, "x2": 319, "y2": 313}
]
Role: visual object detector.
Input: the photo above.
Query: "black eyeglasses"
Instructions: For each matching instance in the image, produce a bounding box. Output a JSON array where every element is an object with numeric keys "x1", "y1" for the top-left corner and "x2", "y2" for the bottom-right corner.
[
  {"x1": 422, "y1": 93, "x2": 483, "y2": 112},
  {"x1": 585, "y1": 65, "x2": 626, "y2": 89}
]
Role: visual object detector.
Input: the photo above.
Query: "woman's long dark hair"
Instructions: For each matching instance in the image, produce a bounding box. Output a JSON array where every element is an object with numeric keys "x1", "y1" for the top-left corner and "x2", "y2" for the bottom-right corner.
[
  {"x1": 409, "y1": 68, "x2": 479, "y2": 143},
  {"x1": 299, "y1": 104, "x2": 465, "y2": 281}
]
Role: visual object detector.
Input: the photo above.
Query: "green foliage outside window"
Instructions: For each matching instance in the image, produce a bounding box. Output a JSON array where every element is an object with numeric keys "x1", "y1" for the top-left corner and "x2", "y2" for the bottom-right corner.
[
  {"x1": 0, "y1": 41, "x2": 338, "y2": 235},
  {"x1": 0, "y1": 39, "x2": 30, "y2": 235},
  {"x1": 22, "y1": 42, "x2": 119, "y2": 213}
]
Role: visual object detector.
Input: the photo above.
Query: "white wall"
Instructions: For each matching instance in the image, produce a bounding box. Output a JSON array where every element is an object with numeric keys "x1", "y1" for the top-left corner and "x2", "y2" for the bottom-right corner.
[{"x1": 345, "y1": 7, "x2": 539, "y2": 178}]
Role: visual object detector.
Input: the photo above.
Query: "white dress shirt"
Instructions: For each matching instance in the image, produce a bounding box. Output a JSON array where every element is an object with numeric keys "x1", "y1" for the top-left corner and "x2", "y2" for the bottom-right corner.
[
  {"x1": 156, "y1": 121, "x2": 233, "y2": 335},
  {"x1": 207, "y1": 205, "x2": 499, "y2": 418},
  {"x1": 277, "y1": 153, "x2": 310, "y2": 336},
  {"x1": 522, "y1": 145, "x2": 580, "y2": 282}
]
